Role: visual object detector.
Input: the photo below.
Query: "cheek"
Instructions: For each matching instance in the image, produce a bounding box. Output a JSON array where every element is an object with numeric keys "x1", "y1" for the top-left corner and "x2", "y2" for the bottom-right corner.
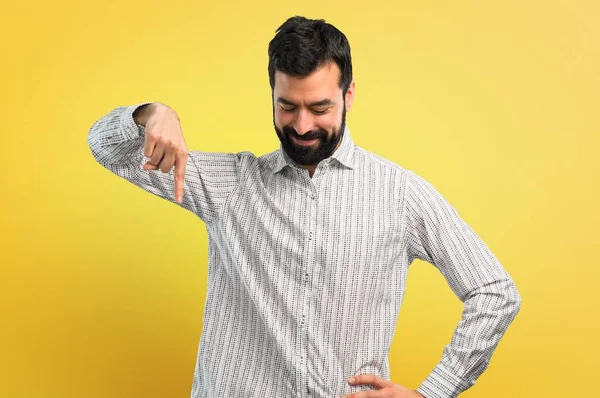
[
  {"x1": 275, "y1": 110, "x2": 293, "y2": 127},
  {"x1": 319, "y1": 114, "x2": 339, "y2": 132}
]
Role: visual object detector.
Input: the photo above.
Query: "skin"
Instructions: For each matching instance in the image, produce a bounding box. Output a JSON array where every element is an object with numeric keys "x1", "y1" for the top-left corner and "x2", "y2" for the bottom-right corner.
[
  {"x1": 272, "y1": 61, "x2": 355, "y2": 177},
  {"x1": 136, "y1": 103, "x2": 189, "y2": 204},
  {"x1": 137, "y1": 61, "x2": 354, "y2": 201},
  {"x1": 343, "y1": 375, "x2": 426, "y2": 398},
  {"x1": 273, "y1": 62, "x2": 425, "y2": 398},
  {"x1": 136, "y1": 63, "x2": 423, "y2": 396},
  {"x1": 138, "y1": 61, "x2": 354, "y2": 199}
]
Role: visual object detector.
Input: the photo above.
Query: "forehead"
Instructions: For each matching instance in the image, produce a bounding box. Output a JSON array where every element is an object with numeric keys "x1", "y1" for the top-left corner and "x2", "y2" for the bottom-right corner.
[{"x1": 274, "y1": 62, "x2": 342, "y2": 100}]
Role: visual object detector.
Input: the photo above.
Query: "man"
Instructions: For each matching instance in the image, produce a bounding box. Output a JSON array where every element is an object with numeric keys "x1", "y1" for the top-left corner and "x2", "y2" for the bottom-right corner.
[{"x1": 87, "y1": 15, "x2": 521, "y2": 398}]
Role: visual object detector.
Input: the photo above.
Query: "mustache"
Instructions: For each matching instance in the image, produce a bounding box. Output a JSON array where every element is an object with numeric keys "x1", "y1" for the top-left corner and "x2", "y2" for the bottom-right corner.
[{"x1": 282, "y1": 126, "x2": 327, "y2": 141}]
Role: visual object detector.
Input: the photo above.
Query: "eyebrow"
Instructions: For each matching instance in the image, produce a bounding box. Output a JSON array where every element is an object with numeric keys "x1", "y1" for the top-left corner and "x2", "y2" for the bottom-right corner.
[{"x1": 276, "y1": 97, "x2": 334, "y2": 107}]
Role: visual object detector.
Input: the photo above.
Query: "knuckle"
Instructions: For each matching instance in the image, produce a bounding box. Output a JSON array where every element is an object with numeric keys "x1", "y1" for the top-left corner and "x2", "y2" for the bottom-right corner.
[
  {"x1": 146, "y1": 129, "x2": 159, "y2": 140},
  {"x1": 168, "y1": 107, "x2": 180, "y2": 120}
]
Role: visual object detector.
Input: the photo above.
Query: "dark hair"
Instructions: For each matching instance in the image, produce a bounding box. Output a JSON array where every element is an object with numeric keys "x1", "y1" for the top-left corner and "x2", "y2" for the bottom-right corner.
[{"x1": 268, "y1": 16, "x2": 353, "y2": 96}]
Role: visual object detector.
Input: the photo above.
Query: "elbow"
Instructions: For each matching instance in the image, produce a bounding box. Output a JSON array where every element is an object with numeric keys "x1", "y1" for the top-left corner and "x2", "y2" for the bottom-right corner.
[
  {"x1": 87, "y1": 120, "x2": 112, "y2": 166},
  {"x1": 474, "y1": 277, "x2": 522, "y2": 318},
  {"x1": 506, "y1": 280, "x2": 522, "y2": 318},
  {"x1": 87, "y1": 127, "x2": 102, "y2": 164}
]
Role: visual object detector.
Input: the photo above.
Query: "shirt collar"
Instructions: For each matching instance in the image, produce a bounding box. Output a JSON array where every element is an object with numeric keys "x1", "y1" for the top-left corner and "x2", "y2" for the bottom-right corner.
[{"x1": 272, "y1": 124, "x2": 356, "y2": 174}]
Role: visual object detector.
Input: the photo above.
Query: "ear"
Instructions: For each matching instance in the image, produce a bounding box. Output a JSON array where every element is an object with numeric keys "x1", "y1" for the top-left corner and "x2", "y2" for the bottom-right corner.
[{"x1": 345, "y1": 80, "x2": 356, "y2": 111}]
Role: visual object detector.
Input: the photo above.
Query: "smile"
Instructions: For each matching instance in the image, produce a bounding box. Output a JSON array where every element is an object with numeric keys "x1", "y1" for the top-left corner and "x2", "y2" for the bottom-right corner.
[{"x1": 291, "y1": 135, "x2": 319, "y2": 146}]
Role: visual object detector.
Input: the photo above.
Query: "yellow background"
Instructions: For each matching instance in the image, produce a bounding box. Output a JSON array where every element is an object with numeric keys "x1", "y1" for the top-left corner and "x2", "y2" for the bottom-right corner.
[{"x1": 2, "y1": 0, "x2": 598, "y2": 396}]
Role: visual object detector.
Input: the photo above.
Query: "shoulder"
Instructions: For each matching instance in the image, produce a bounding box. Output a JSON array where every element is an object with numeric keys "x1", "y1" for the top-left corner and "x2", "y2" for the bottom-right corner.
[
  {"x1": 190, "y1": 148, "x2": 284, "y2": 174},
  {"x1": 257, "y1": 148, "x2": 280, "y2": 163},
  {"x1": 256, "y1": 148, "x2": 285, "y2": 172},
  {"x1": 214, "y1": 148, "x2": 282, "y2": 175},
  {"x1": 189, "y1": 149, "x2": 257, "y2": 167},
  {"x1": 353, "y1": 145, "x2": 418, "y2": 183}
]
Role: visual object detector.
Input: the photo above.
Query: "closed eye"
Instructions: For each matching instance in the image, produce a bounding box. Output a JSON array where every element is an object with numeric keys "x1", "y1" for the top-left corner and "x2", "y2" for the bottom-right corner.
[{"x1": 280, "y1": 106, "x2": 329, "y2": 115}]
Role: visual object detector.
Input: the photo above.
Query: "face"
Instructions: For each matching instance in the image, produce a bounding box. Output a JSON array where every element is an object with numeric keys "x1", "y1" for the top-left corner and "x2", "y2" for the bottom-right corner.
[{"x1": 272, "y1": 62, "x2": 355, "y2": 167}]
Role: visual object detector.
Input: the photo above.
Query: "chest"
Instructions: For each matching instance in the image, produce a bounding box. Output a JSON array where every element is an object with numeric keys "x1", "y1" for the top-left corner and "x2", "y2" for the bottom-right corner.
[{"x1": 219, "y1": 170, "x2": 405, "y2": 277}]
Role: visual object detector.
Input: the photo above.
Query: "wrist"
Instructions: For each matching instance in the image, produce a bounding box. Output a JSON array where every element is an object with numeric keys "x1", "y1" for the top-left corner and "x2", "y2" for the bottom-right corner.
[{"x1": 133, "y1": 102, "x2": 156, "y2": 127}]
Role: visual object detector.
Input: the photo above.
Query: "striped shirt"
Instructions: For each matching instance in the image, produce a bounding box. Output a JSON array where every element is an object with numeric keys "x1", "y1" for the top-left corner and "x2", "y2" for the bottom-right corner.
[{"x1": 87, "y1": 103, "x2": 521, "y2": 398}]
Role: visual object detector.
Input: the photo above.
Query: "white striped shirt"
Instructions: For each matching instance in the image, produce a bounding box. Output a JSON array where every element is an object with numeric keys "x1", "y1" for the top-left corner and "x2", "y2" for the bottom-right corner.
[{"x1": 87, "y1": 103, "x2": 521, "y2": 398}]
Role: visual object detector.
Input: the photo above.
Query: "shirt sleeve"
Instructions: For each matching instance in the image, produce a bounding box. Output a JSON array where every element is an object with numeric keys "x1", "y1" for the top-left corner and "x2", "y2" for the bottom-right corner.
[
  {"x1": 86, "y1": 103, "x2": 241, "y2": 224},
  {"x1": 404, "y1": 170, "x2": 522, "y2": 398}
]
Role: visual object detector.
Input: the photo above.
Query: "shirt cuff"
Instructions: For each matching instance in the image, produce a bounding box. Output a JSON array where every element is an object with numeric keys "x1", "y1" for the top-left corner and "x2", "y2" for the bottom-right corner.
[
  {"x1": 120, "y1": 102, "x2": 153, "y2": 140},
  {"x1": 416, "y1": 362, "x2": 474, "y2": 398}
]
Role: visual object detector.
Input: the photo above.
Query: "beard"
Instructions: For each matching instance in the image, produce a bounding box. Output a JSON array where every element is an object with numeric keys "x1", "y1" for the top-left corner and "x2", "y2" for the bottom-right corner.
[{"x1": 273, "y1": 102, "x2": 346, "y2": 166}]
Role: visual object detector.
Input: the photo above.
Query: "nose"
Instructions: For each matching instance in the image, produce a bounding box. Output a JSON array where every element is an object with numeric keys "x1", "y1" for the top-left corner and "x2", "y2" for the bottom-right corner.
[{"x1": 293, "y1": 109, "x2": 315, "y2": 136}]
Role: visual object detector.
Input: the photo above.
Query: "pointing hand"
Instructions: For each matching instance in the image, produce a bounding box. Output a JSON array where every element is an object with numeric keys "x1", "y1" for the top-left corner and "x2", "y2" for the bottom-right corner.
[{"x1": 138, "y1": 102, "x2": 189, "y2": 204}]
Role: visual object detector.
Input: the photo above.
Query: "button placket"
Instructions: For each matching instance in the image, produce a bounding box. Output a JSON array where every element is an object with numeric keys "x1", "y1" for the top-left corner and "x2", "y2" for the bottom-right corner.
[{"x1": 298, "y1": 184, "x2": 317, "y2": 395}]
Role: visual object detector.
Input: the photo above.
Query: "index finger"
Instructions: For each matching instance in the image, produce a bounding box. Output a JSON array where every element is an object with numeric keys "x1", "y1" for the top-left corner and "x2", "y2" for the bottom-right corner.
[{"x1": 174, "y1": 150, "x2": 188, "y2": 203}]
